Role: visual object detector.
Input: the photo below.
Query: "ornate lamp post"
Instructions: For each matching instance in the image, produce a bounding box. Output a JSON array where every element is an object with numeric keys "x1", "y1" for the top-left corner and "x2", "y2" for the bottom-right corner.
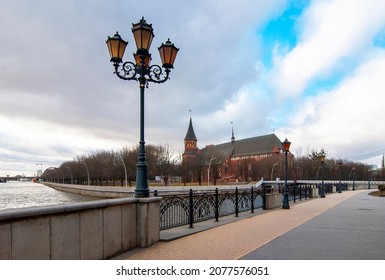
[
  {"x1": 352, "y1": 166, "x2": 356, "y2": 191},
  {"x1": 64, "y1": 166, "x2": 73, "y2": 185},
  {"x1": 349, "y1": 166, "x2": 356, "y2": 190},
  {"x1": 282, "y1": 138, "x2": 291, "y2": 209},
  {"x1": 106, "y1": 17, "x2": 179, "y2": 198},
  {"x1": 271, "y1": 162, "x2": 278, "y2": 181},
  {"x1": 208, "y1": 156, "x2": 216, "y2": 187},
  {"x1": 338, "y1": 161, "x2": 343, "y2": 193},
  {"x1": 319, "y1": 154, "x2": 326, "y2": 198},
  {"x1": 36, "y1": 163, "x2": 43, "y2": 178},
  {"x1": 82, "y1": 161, "x2": 90, "y2": 186}
]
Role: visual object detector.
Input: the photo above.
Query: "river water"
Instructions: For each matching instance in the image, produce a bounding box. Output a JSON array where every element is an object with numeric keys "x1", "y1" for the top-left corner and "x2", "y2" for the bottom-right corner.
[{"x1": 0, "y1": 181, "x2": 100, "y2": 211}]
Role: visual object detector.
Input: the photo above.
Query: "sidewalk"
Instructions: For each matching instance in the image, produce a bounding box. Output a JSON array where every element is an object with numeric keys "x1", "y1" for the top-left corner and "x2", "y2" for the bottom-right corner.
[{"x1": 116, "y1": 190, "x2": 380, "y2": 260}]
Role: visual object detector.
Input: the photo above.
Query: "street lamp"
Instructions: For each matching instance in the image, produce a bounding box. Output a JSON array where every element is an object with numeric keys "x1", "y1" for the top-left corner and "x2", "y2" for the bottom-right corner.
[
  {"x1": 118, "y1": 154, "x2": 128, "y2": 188},
  {"x1": 271, "y1": 162, "x2": 278, "y2": 181},
  {"x1": 319, "y1": 154, "x2": 326, "y2": 198},
  {"x1": 82, "y1": 161, "x2": 90, "y2": 186},
  {"x1": 368, "y1": 169, "x2": 372, "y2": 189},
  {"x1": 349, "y1": 166, "x2": 356, "y2": 190},
  {"x1": 338, "y1": 161, "x2": 343, "y2": 193},
  {"x1": 352, "y1": 166, "x2": 356, "y2": 191},
  {"x1": 36, "y1": 163, "x2": 43, "y2": 178},
  {"x1": 208, "y1": 155, "x2": 216, "y2": 186},
  {"x1": 64, "y1": 166, "x2": 73, "y2": 184},
  {"x1": 282, "y1": 138, "x2": 291, "y2": 209},
  {"x1": 106, "y1": 17, "x2": 179, "y2": 198}
]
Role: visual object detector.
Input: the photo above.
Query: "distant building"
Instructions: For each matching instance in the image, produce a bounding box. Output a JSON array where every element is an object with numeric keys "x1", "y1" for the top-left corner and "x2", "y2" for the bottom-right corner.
[{"x1": 182, "y1": 117, "x2": 293, "y2": 183}]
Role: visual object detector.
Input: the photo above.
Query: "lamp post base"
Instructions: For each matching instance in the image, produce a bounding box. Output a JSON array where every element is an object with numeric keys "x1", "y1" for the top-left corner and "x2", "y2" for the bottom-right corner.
[
  {"x1": 282, "y1": 194, "x2": 290, "y2": 209},
  {"x1": 135, "y1": 189, "x2": 150, "y2": 198},
  {"x1": 135, "y1": 155, "x2": 150, "y2": 198}
]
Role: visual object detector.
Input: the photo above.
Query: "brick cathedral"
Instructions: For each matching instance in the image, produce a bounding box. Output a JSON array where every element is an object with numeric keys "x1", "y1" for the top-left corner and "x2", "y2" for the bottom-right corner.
[{"x1": 182, "y1": 117, "x2": 292, "y2": 183}]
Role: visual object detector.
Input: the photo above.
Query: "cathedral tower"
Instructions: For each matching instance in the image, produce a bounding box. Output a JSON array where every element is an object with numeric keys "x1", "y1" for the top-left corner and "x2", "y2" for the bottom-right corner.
[{"x1": 182, "y1": 117, "x2": 198, "y2": 160}]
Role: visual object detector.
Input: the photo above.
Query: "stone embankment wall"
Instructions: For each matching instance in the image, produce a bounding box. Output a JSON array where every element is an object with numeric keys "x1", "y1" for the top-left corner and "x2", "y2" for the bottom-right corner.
[{"x1": 0, "y1": 196, "x2": 161, "y2": 260}]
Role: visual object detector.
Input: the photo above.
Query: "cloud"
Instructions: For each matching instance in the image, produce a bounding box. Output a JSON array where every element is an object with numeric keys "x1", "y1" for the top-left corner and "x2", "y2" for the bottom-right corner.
[
  {"x1": 278, "y1": 48, "x2": 385, "y2": 163},
  {"x1": 0, "y1": 0, "x2": 288, "y2": 175},
  {"x1": 269, "y1": 0, "x2": 385, "y2": 98},
  {"x1": 3, "y1": 0, "x2": 385, "y2": 176}
]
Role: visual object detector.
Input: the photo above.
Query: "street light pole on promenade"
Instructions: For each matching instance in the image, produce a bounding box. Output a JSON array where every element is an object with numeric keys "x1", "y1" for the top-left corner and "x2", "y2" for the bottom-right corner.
[
  {"x1": 282, "y1": 138, "x2": 291, "y2": 209},
  {"x1": 338, "y1": 161, "x2": 343, "y2": 193},
  {"x1": 319, "y1": 154, "x2": 326, "y2": 198},
  {"x1": 106, "y1": 17, "x2": 179, "y2": 198}
]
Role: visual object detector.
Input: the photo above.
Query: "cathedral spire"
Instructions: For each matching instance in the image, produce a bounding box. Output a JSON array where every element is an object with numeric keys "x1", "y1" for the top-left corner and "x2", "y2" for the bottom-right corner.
[
  {"x1": 231, "y1": 122, "x2": 235, "y2": 143},
  {"x1": 183, "y1": 111, "x2": 198, "y2": 160},
  {"x1": 184, "y1": 112, "x2": 197, "y2": 141}
]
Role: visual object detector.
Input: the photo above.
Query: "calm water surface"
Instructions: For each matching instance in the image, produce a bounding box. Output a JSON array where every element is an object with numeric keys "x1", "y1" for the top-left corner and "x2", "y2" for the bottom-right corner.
[{"x1": 0, "y1": 181, "x2": 100, "y2": 210}]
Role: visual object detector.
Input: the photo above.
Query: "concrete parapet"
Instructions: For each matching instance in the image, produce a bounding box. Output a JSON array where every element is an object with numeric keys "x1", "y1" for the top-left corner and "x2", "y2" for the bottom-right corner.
[
  {"x1": 0, "y1": 197, "x2": 161, "y2": 260},
  {"x1": 136, "y1": 198, "x2": 162, "y2": 247},
  {"x1": 43, "y1": 182, "x2": 134, "y2": 198}
]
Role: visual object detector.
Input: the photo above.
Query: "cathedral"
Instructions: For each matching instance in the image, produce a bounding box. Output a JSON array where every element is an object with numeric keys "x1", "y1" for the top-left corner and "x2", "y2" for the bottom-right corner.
[{"x1": 182, "y1": 117, "x2": 292, "y2": 183}]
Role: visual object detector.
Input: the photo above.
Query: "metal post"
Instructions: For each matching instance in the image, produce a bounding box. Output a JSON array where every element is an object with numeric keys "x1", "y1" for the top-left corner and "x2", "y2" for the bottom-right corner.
[
  {"x1": 235, "y1": 187, "x2": 239, "y2": 217},
  {"x1": 65, "y1": 166, "x2": 73, "y2": 185},
  {"x1": 118, "y1": 154, "x2": 128, "y2": 187},
  {"x1": 282, "y1": 149, "x2": 290, "y2": 209},
  {"x1": 189, "y1": 189, "x2": 194, "y2": 228},
  {"x1": 299, "y1": 185, "x2": 302, "y2": 201},
  {"x1": 135, "y1": 79, "x2": 149, "y2": 198},
  {"x1": 338, "y1": 164, "x2": 342, "y2": 193},
  {"x1": 215, "y1": 188, "x2": 219, "y2": 222},
  {"x1": 353, "y1": 171, "x2": 356, "y2": 191},
  {"x1": 251, "y1": 186, "x2": 254, "y2": 213},
  {"x1": 293, "y1": 184, "x2": 296, "y2": 203},
  {"x1": 320, "y1": 161, "x2": 325, "y2": 197},
  {"x1": 263, "y1": 186, "x2": 266, "y2": 210},
  {"x1": 208, "y1": 155, "x2": 215, "y2": 186},
  {"x1": 82, "y1": 161, "x2": 90, "y2": 186}
]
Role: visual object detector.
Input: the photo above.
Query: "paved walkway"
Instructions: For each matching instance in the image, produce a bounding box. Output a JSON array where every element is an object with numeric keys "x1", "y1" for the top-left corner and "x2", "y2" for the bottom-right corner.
[{"x1": 116, "y1": 190, "x2": 384, "y2": 260}]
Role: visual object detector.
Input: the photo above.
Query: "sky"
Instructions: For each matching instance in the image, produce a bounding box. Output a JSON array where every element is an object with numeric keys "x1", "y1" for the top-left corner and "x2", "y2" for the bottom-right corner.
[{"x1": 1, "y1": 0, "x2": 385, "y2": 176}]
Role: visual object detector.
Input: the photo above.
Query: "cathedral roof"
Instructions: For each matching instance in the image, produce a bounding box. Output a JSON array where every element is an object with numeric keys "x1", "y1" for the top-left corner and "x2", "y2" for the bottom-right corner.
[
  {"x1": 200, "y1": 134, "x2": 283, "y2": 163},
  {"x1": 184, "y1": 117, "x2": 197, "y2": 141}
]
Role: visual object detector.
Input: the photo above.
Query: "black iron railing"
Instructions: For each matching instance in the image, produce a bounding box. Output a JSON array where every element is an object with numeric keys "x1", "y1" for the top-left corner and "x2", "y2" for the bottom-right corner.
[
  {"x1": 155, "y1": 182, "x2": 349, "y2": 231},
  {"x1": 155, "y1": 187, "x2": 263, "y2": 230},
  {"x1": 288, "y1": 184, "x2": 312, "y2": 202}
]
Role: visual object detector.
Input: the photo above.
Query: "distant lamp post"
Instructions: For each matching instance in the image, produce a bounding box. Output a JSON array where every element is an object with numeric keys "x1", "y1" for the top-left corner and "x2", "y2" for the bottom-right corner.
[
  {"x1": 319, "y1": 154, "x2": 326, "y2": 198},
  {"x1": 36, "y1": 163, "x2": 43, "y2": 178},
  {"x1": 118, "y1": 154, "x2": 128, "y2": 188},
  {"x1": 64, "y1": 166, "x2": 73, "y2": 185},
  {"x1": 349, "y1": 166, "x2": 356, "y2": 191},
  {"x1": 82, "y1": 161, "x2": 90, "y2": 186},
  {"x1": 271, "y1": 162, "x2": 278, "y2": 181},
  {"x1": 282, "y1": 138, "x2": 291, "y2": 209},
  {"x1": 338, "y1": 161, "x2": 343, "y2": 193},
  {"x1": 368, "y1": 169, "x2": 372, "y2": 189},
  {"x1": 208, "y1": 156, "x2": 216, "y2": 186},
  {"x1": 106, "y1": 17, "x2": 179, "y2": 198}
]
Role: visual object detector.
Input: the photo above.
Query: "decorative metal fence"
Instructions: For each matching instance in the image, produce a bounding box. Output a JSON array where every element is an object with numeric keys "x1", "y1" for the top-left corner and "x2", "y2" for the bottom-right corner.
[
  {"x1": 155, "y1": 182, "x2": 348, "y2": 231},
  {"x1": 155, "y1": 187, "x2": 264, "y2": 230},
  {"x1": 288, "y1": 184, "x2": 313, "y2": 202}
]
